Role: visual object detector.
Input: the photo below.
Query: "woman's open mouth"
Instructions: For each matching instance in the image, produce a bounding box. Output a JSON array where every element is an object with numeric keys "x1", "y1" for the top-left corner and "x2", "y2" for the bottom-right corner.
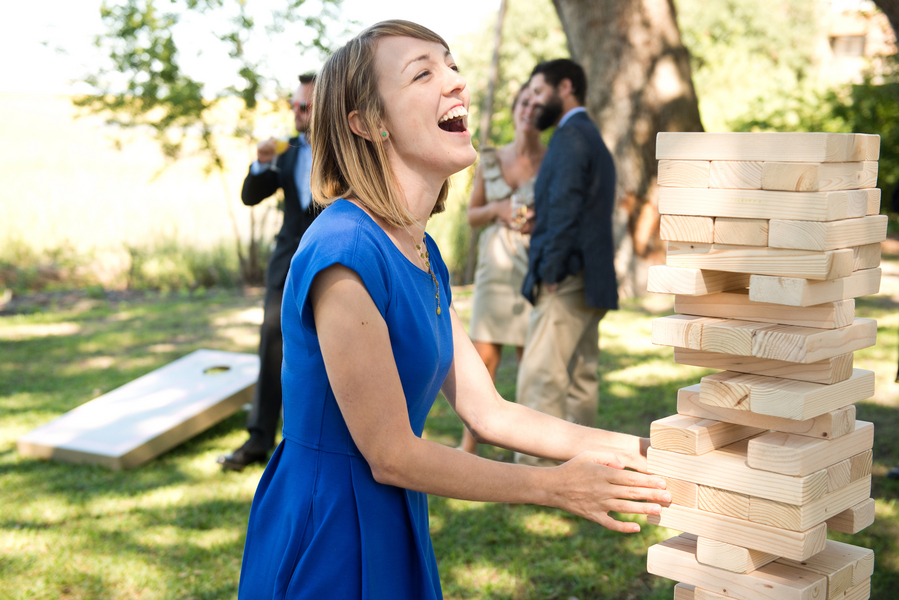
[{"x1": 438, "y1": 106, "x2": 468, "y2": 133}]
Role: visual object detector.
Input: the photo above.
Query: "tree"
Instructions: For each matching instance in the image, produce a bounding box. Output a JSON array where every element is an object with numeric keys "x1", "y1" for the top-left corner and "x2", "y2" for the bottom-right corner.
[
  {"x1": 74, "y1": 0, "x2": 344, "y2": 284},
  {"x1": 873, "y1": 0, "x2": 899, "y2": 39},
  {"x1": 551, "y1": 0, "x2": 704, "y2": 296}
]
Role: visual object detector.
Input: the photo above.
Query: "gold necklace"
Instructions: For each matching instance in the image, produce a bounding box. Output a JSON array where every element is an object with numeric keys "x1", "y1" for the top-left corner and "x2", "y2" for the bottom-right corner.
[{"x1": 412, "y1": 234, "x2": 441, "y2": 315}]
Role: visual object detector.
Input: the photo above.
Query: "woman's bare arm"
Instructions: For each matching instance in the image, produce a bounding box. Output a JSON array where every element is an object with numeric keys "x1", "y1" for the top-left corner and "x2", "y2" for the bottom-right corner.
[{"x1": 310, "y1": 264, "x2": 669, "y2": 532}]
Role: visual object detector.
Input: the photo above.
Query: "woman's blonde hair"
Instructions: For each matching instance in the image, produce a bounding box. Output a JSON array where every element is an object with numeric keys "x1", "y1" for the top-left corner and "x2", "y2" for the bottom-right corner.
[{"x1": 310, "y1": 20, "x2": 452, "y2": 228}]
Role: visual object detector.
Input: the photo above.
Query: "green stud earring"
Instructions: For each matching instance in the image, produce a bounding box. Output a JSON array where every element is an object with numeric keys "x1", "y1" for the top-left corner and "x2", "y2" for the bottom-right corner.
[{"x1": 381, "y1": 131, "x2": 388, "y2": 138}]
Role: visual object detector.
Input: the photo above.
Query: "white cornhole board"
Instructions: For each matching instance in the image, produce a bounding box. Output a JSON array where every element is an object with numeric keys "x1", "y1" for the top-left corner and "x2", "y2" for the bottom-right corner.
[{"x1": 17, "y1": 349, "x2": 259, "y2": 470}]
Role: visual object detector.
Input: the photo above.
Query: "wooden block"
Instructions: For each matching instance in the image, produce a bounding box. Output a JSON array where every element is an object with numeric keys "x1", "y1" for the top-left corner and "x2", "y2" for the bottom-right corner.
[
  {"x1": 698, "y1": 485, "x2": 750, "y2": 519},
  {"x1": 659, "y1": 187, "x2": 868, "y2": 222},
  {"x1": 651, "y1": 414, "x2": 765, "y2": 455},
  {"x1": 665, "y1": 477, "x2": 700, "y2": 508},
  {"x1": 674, "y1": 348, "x2": 854, "y2": 385},
  {"x1": 678, "y1": 384, "x2": 856, "y2": 439},
  {"x1": 659, "y1": 160, "x2": 711, "y2": 188},
  {"x1": 676, "y1": 292, "x2": 855, "y2": 329},
  {"x1": 748, "y1": 476, "x2": 871, "y2": 532},
  {"x1": 861, "y1": 133, "x2": 880, "y2": 161},
  {"x1": 696, "y1": 537, "x2": 778, "y2": 574},
  {"x1": 713, "y1": 217, "x2": 769, "y2": 246},
  {"x1": 747, "y1": 421, "x2": 874, "y2": 476},
  {"x1": 656, "y1": 132, "x2": 865, "y2": 162},
  {"x1": 777, "y1": 539, "x2": 874, "y2": 597},
  {"x1": 858, "y1": 161, "x2": 878, "y2": 188},
  {"x1": 674, "y1": 582, "x2": 696, "y2": 600},
  {"x1": 648, "y1": 534, "x2": 828, "y2": 600},
  {"x1": 648, "y1": 265, "x2": 751, "y2": 295},
  {"x1": 762, "y1": 162, "x2": 861, "y2": 192},
  {"x1": 648, "y1": 441, "x2": 829, "y2": 505},
  {"x1": 667, "y1": 243, "x2": 854, "y2": 281},
  {"x1": 648, "y1": 503, "x2": 827, "y2": 561},
  {"x1": 749, "y1": 268, "x2": 881, "y2": 307},
  {"x1": 691, "y1": 318, "x2": 876, "y2": 364},
  {"x1": 826, "y1": 498, "x2": 875, "y2": 534},
  {"x1": 843, "y1": 579, "x2": 871, "y2": 600},
  {"x1": 852, "y1": 243, "x2": 881, "y2": 271},
  {"x1": 692, "y1": 589, "x2": 731, "y2": 600},
  {"x1": 768, "y1": 216, "x2": 888, "y2": 251},
  {"x1": 661, "y1": 215, "x2": 716, "y2": 243},
  {"x1": 828, "y1": 458, "x2": 852, "y2": 491},
  {"x1": 16, "y1": 350, "x2": 259, "y2": 470},
  {"x1": 850, "y1": 449, "x2": 873, "y2": 480},
  {"x1": 700, "y1": 369, "x2": 873, "y2": 420},
  {"x1": 864, "y1": 188, "x2": 880, "y2": 215},
  {"x1": 709, "y1": 161, "x2": 763, "y2": 189},
  {"x1": 652, "y1": 315, "x2": 706, "y2": 349}
]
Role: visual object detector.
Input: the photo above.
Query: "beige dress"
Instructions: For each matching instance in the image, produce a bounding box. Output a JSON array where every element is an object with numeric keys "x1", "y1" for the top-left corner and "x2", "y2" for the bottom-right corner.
[{"x1": 468, "y1": 147, "x2": 535, "y2": 347}]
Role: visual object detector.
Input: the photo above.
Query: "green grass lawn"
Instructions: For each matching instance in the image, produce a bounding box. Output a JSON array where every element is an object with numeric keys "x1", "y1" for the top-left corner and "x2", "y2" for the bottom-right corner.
[{"x1": 2, "y1": 282, "x2": 899, "y2": 599}]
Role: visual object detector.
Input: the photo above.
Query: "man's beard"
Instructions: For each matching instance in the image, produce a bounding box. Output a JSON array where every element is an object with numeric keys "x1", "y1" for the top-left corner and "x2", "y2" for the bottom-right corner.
[{"x1": 535, "y1": 92, "x2": 563, "y2": 131}]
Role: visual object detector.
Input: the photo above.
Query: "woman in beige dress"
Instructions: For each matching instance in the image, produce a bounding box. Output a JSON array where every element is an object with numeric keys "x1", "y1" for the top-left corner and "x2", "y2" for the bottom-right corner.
[{"x1": 460, "y1": 85, "x2": 547, "y2": 454}]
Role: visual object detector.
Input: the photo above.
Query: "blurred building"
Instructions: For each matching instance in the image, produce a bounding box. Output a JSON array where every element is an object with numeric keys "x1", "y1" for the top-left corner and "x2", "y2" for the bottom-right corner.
[{"x1": 816, "y1": 0, "x2": 897, "y2": 85}]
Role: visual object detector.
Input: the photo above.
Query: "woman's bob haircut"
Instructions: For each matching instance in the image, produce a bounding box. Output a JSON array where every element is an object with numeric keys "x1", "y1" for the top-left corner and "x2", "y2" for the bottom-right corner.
[{"x1": 310, "y1": 20, "x2": 452, "y2": 228}]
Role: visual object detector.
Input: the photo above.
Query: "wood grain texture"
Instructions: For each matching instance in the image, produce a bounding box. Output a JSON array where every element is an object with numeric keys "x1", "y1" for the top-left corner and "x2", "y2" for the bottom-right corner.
[
  {"x1": 697, "y1": 485, "x2": 750, "y2": 519},
  {"x1": 858, "y1": 161, "x2": 879, "y2": 188},
  {"x1": 852, "y1": 243, "x2": 881, "y2": 271},
  {"x1": 661, "y1": 215, "x2": 716, "y2": 242},
  {"x1": 647, "y1": 534, "x2": 828, "y2": 600},
  {"x1": 674, "y1": 347, "x2": 854, "y2": 385},
  {"x1": 749, "y1": 268, "x2": 881, "y2": 307},
  {"x1": 665, "y1": 477, "x2": 700, "y2": 508},
  {"x1": 699, "y1": 369, "x2": 873, "y2": 420},
  {"x1": 713, "y1": 217, "x2": 769, "y2": 246},
  {"x1": 647, "y1": 265, "x2": 751, "y2": 296},
  {"x1": 748, "y1": 476, "x2": 872, "y2": 531},
  {"x1": 826, "y1": 498, "x2": 875, "y2": 535},
  {"x1": 656, "y1": 132, "x2": 865, "y2": 162},
  {"x1": 648, "y1": 441, "x2": 829, "y2": 505},
  {"x1": 768, "y1": 216, "x2": 888, "y2": 251},
  {"x1": 652, "y1": 315, "x2": 706, "y2": 350},
  {"x1": 865, "y1": 188, "x2": 881, "y2": 215},
  {"x1": 777, "y1": 539, "x2": 874, "y2": 596},
  {"x1": 709, "y1": 161, "x2": 763, "y2": 189},
  {"x1": 677, "y1": 384, "x2": 856, "y2": 439},
  {"x1": 675, "y1": 292, "x2": 855, "y2": 329},
  {"x1": 666, "y1": 242, "x2": 854, "y2": 281},
  {"x1": 762, "y1": 161, "x2": 861, "y2": 192},
  {"x1": 659, "y1": 187, "x2": 868, "y2": 222},
  {"x1": 651, "y1": 414, "x2": 765, "y2": 455},
  {"x1": 659, "y1": 160, "x2": 711, "y2": 188},
  {"x1": 648, "y1": 503, "x2": 828, "y2": 561},
  {"x1": 861, "y1": 133, "x2": 880, "y2": 161},
  {"x1": 695, "y1": 537, "x2": 777, "y2": 574},
  {"x1": 746, "y1": 421, "x2": 874, "y2": 476}
]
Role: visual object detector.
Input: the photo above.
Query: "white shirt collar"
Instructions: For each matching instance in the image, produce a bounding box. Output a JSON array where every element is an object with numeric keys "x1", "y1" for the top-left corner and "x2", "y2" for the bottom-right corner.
[{"x1": 558, "y1": 106, "x2": 587, "y2": 129}]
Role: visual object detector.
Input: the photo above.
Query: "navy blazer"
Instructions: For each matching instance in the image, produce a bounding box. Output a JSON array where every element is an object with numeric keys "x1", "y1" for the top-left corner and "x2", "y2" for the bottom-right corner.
[
  {"x1": 522, "y1": 111, "x2": 619, "y2": 310},
  {"x1": 241, "y1": 137, "x2": 320, "y2": 288}
]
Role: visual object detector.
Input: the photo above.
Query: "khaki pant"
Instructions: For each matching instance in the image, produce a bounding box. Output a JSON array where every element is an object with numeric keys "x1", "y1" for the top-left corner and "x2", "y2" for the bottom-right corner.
[{"x1": 514, "y1": 274, "x2": 606, "y2": 466}]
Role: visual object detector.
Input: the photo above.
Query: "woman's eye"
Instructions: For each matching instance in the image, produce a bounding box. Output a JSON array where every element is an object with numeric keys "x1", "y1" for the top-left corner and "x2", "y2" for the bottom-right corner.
[{"x1": 414, "y1": 70, "x2": 431, "y2": 82}]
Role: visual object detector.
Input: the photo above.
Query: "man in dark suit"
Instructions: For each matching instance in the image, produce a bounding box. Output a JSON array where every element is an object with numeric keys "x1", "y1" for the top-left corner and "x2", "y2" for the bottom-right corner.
[
  {"x1": 218, "y1": 73, "x2": 320, "y2": 471},
  {"x1": 515, "y1": 59, "x2": 618, "y2": 466}
]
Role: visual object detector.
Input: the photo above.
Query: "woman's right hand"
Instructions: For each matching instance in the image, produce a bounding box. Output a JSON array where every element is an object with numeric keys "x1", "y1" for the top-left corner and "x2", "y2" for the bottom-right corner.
[{"x1": 547, "y1": 451, "x2": 670, "y2": 533}]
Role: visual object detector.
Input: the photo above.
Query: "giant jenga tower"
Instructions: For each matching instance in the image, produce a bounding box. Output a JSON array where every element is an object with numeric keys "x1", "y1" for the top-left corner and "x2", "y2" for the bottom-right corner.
[{"x1": 644, "y1": 132, "x2": 883, "y2": 600}]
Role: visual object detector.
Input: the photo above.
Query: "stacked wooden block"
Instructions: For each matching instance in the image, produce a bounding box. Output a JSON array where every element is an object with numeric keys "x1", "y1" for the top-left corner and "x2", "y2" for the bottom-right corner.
[{"x1": 644, "y1": 132, "x2": 882, "y2": 600}]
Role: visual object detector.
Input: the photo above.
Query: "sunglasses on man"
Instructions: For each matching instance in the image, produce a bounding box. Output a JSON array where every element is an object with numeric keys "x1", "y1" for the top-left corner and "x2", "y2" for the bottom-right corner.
[{"x1": 291, "y1": 99, "x2": 312, "y2": 112}]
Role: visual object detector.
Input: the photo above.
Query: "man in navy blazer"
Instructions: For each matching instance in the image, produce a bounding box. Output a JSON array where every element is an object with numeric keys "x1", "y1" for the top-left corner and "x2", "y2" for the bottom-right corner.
[
  {"x1": 218, "y1": 73, "x2": 320, "y2": 471},
  {"x1": 515, "y1": 59, "x2": 618, "y2": 466}
]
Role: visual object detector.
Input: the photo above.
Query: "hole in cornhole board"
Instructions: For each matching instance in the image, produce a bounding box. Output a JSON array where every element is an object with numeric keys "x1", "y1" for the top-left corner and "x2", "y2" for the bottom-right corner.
[{"x1": 17, "y1": 349, "x2": 260, "y2": 470}]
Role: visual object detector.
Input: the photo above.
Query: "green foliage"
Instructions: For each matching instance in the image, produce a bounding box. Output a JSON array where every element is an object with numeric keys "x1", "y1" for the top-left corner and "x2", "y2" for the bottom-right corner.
[
  {"x1": 675, "y1": 0, "x2": 821, "y2": 133},
  {"x1": 0, "y1": 239, "x2": 98, "y2": 295},
  {"x1": 75, "y1": 0, "x2": 344, "y2": 169},
  {"x1": 454, "y1": 0, "x2": 568, "y2": 149},
  {"x1": 126, "y1": 237, "x2": 249, "y2": 291}
]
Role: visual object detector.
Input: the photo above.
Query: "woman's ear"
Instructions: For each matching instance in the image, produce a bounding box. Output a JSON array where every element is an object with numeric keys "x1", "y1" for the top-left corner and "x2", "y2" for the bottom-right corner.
[{"x1": 348, "y1": 110, "x2": 374, "y2": 141}]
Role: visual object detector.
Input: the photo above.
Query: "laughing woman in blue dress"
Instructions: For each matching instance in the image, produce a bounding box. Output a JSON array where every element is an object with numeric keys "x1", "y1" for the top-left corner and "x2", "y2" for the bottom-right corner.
[{"x1": 237, "y1": 20, "x2": 671, "y2": 600}]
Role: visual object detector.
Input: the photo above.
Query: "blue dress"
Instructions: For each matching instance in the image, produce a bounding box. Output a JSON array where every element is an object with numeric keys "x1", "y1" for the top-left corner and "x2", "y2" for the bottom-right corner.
[{"x1": 238, "y1": 199, "x2": 453, "y2": 599}]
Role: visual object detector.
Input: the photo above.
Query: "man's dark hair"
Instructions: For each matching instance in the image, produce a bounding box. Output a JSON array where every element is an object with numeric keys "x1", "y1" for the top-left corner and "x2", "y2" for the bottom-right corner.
[
  {"x1": 530, "y1": 59, "x2": 587, "y2": 105},
  {"x1": 299, "y1": 72, "x2": 317, "y2": 85}
]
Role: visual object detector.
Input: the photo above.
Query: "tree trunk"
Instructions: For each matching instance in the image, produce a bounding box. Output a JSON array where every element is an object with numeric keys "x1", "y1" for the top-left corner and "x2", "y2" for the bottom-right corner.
[
  {"x1": 873, "y1": 0, "x2": 899, "y2": 41},
  {"x1": 552, "y1": 0, "x2": 703, "y2": 297}
]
